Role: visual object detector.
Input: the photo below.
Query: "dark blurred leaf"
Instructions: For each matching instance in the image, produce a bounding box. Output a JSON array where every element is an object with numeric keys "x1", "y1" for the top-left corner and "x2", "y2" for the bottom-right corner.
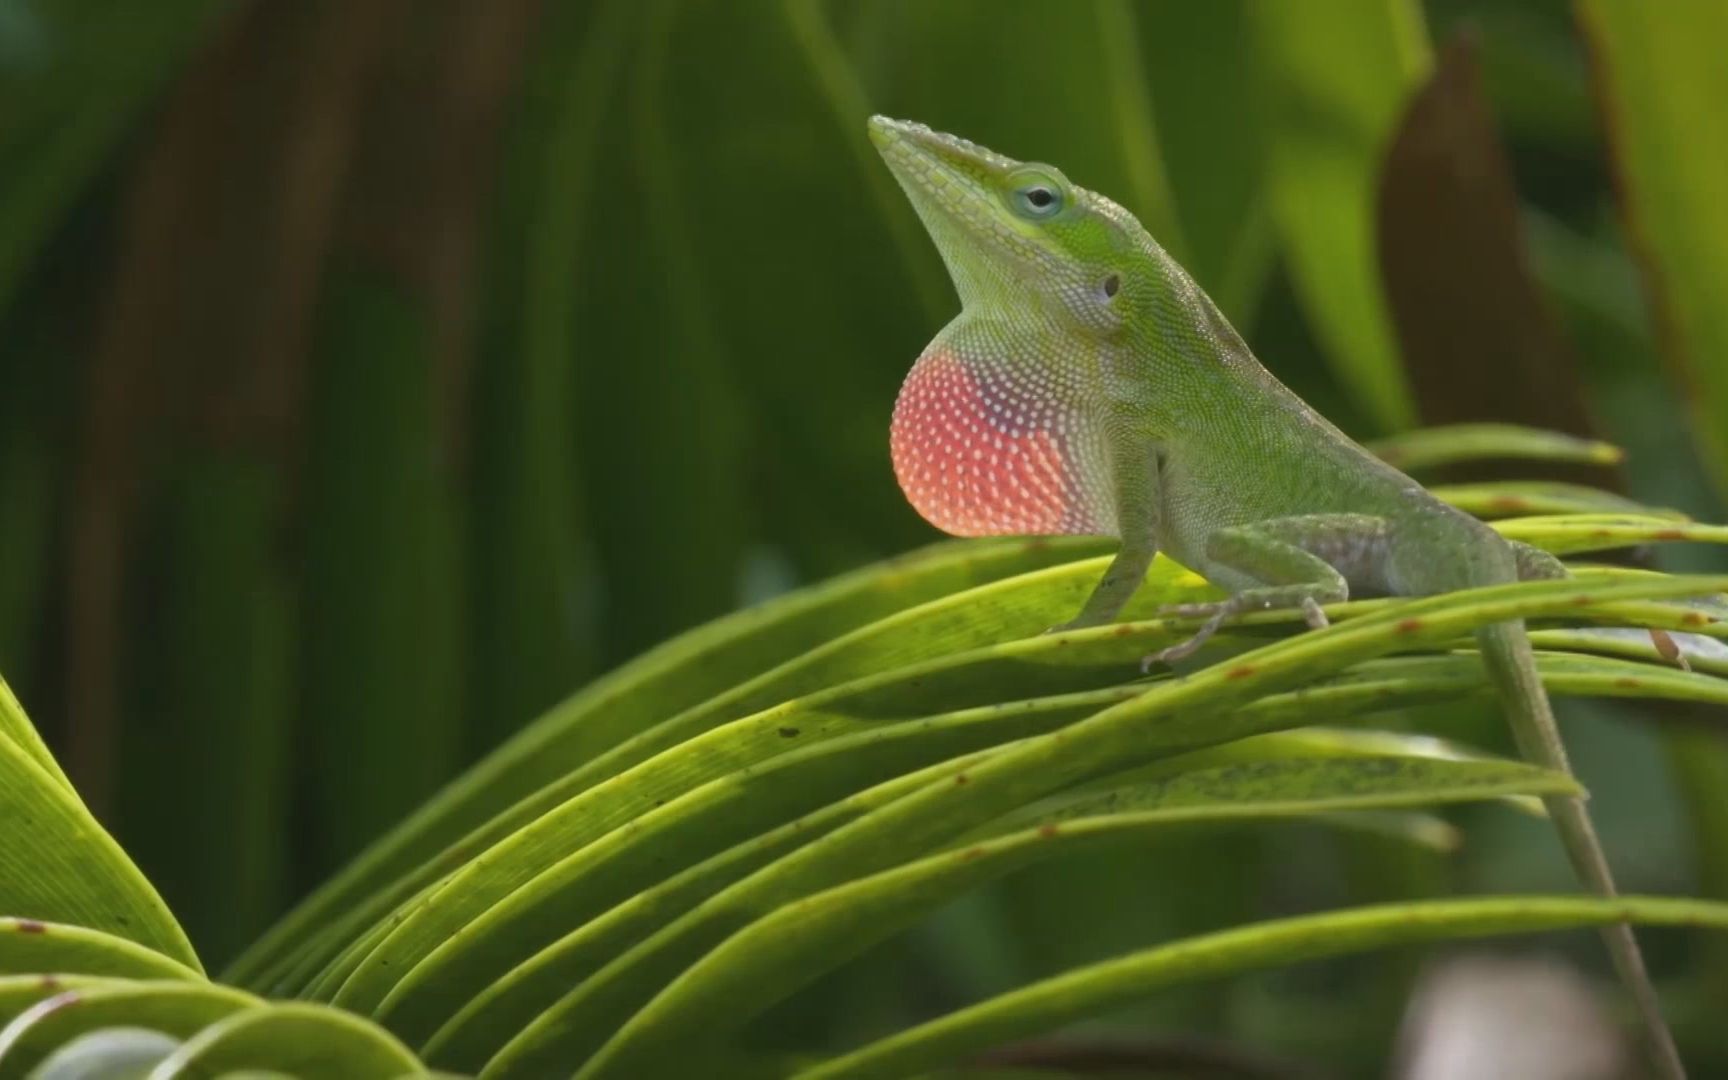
[
  {"x1": 1248, "y1": 0, "x2": 1431, "y2": 432},
  {"x1": 122, "y1": 459, "x2": 291, "y2": 969},
  {"x1": 67, "y1": 0, "x2": 410, "y2": 950},
  {"x1": 620, "y1": 0, "x2": 944, "y2": 579},
  {"x1": 1377, "y1": 33, "x2": 1613, "y2": 487},
  {"x1": 1137, "y1": 0, "x2": 1273, "y2": 322},
  {"x1": 0, "y1": 0, "x2": 230, "y2": 313},
  {"x1": 300, "y1": 271, "x2": 466, "y2": 862},
  {"x1": 570, "y1": 0, "x2": 753, "y2": 663},
  {"x1": 467, "y1": 0, "x2": 607, "y2": 750},
  {"x1": 852, "y1": 0, "x2": 1185, "y2": 262}
]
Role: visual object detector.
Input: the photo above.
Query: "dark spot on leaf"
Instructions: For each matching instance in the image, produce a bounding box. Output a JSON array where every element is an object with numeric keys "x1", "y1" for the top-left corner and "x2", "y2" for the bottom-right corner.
[
  {"x1": 1614, "y1": 677, "x2": 1641, "y2": 689},
  {"x1": 1226, "y1": 665, "x2": 1256, "y2": 680},
  {"x1": 15, "y1": 920, "x2": 46, "y2": 934},
  {"x1": 37, "y1": 975, "x2": 59, "y2": 990},
  {"x1": 1682, "y1": 612, "x2": 1710, "y2": 627},
  {"x1": 778, "y1": 727, "x2": 800, "y2": 738},
  {"x1": 1023, "y1": 539, "x2": 1049, "y2": 552},
  {"x1": 958, "y1": 846, "x2": 985, "y2": 861},
  {"x1": 1395, "y1": 618, "x2": 1424, "y2": 633},
  {"x1": 1654, "y1": 529, "x2": 1686, "y2": 540},
  {"x1": 1489, "y1": 496, "x2": 1529, "y2": 512},
  {"x1": 1039, "y1": 824, "x2": 1061, "y2": 838},
  {"x1": 1113, "y1": 624, "x2": 1135, "y2": 637},
  {"x1": 1571, "y1": 594, "x2": 1595, "y2": 606},
  {"x1": 954, "y1": 773, "x2": 969, "y2": 785}
]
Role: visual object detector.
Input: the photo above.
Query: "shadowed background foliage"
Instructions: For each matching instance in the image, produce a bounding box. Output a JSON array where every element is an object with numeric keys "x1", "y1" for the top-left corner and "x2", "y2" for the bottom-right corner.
[{"x1": 4, "y1": 0, "x2": 1728, "y2": 1073}]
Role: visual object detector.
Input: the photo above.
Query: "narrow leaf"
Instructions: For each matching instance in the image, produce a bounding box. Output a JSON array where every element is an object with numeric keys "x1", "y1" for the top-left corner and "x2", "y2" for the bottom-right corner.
[
  {"x1": 0, "y1": 922, "x2": 197, "y2": 984},
  {"x1": 0, "y1": 731, "x2": 198, "y2": 970},
  {"x1": 801, "y1": 895, "x2": 1728, "y2": 1079},
  {"x1": 1578, "y1": 0, "x2": 1728, "y2": 498},
  {"x1": 1366, "y1": 423, "x2": 1623, "y2": 472},
  {"x1": 571, "y1": 758, "x2": 1577, "y2": 1077}
]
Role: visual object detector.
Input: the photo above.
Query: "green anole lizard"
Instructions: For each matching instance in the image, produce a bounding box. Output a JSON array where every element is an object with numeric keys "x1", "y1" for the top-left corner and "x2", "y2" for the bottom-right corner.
[{"x1": 869, "y1": 115, "x2": 1684, "y2": 1078}]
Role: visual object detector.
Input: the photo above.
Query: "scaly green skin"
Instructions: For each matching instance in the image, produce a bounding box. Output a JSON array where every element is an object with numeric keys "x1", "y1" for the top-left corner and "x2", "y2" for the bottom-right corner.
[{"x1": 870, "y1": 115, "x2": 1684, "y2": 1078}]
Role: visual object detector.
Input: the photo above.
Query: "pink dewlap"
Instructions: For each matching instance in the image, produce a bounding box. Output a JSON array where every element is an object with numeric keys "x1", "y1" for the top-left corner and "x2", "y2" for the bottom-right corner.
[{"x1": 890, "y1": 347, "x2": 1110, "y2": 537}]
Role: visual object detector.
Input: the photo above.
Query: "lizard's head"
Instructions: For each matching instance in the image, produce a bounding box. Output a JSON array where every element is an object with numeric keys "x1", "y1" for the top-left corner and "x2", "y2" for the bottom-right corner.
[
  {"x1": 868, "y1": 115, "x2": 1147, "y2": 336},
  {"x1": 869, "y1": 116, "x2": 1167, "y2": 539}
]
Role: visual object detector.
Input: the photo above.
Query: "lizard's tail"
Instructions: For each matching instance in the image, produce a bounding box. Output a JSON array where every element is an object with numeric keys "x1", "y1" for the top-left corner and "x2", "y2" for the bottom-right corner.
[{"x1": 1475, "y1": 619, "x2": 1685, "y2": 1079}]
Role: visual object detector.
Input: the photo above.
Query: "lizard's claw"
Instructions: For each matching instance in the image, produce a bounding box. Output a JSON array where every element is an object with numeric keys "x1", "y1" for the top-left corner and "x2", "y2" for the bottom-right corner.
[{"x1": 1300, "y1": 596, "x2": 1330, "y2": 630}]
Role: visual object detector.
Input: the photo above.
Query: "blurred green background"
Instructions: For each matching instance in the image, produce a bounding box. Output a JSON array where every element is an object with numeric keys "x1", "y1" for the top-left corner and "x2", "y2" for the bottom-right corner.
[{"x1": 4, "y1": 0, "x2": 1728, "y2": 1066}]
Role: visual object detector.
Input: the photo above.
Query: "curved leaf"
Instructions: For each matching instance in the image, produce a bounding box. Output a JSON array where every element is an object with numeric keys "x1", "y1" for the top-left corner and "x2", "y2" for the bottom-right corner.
[
  {"x1": 799, "y1": 895, "x2": 1728, "y2": 1079},
  {"x1": 148, "y1": 1002, "x2": 420, "y2": 1080},
  {"x1": 286, "y1": 551, "x2": 1189, "y2": 1001},
  {"x1": 0, "y1": 717, "x2": 195, "y2": 969},
  {"x1": 228, "y1": 536, "x2": 1101, "y2": 988},
  {"x1": 30, "y1": 1025, "x2": 181, "y2": 1079},
  {"x1": 0, "y1": 922, "x2": 197, "y2": 984},
  {"x1": 0, "y1": 982, "x2": 253, "y2": 1076},
  {"x1": 556, "y1": 756, "x2": 1578, "y2": 1077},
  {"x1": 319, "y1": 557, "x2": 1662, "y2": 1016},
  {"x1": 419, "y1": 649, "x2": 1722, "y2": 1071},
  {"x1": 0, "y1": 976, "x2": 118, "y2": 1028},
  {"x1": 0, "y1": 676, "x2": 68, "y2": 792},
  {"x1": 501, "y1": 573, "x2": 1727, "y2": 1077}
]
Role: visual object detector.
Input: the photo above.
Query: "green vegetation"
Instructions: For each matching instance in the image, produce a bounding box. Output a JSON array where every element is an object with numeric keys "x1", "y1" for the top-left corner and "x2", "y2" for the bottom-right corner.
[{"x1": 3, "y1": 1, "x2": 1727, "y2": 1076}]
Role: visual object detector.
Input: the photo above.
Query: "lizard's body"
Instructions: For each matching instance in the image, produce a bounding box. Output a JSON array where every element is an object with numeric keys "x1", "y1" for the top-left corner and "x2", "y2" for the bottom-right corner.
[{"x1": 870, "y1": 115, "x2": 1682, "y2": 1077}]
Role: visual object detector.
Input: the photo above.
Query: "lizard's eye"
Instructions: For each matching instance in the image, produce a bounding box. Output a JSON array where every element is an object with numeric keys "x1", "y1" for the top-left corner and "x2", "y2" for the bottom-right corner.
[{"x1": 1006, "y1": 166, "x2": 1066, "y2": 220}]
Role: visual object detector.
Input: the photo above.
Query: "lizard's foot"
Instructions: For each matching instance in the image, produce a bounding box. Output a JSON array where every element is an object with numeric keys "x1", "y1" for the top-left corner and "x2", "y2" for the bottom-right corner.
[
  {"x1": 1140, "y1": 594, "x2": 1332, "y2": 671},
  {"x1": 1140, "y1": 599, "x2": 1247, "y2": 671}
]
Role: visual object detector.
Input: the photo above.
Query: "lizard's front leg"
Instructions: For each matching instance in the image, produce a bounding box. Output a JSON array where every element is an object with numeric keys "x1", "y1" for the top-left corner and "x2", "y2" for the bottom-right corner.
[
  {"x1": 1048, "y1": 438, "x2": 1164, "y2": 633},
  {"x1": 1146, "y1": 514, "x2": 1387, "y2": 668}
]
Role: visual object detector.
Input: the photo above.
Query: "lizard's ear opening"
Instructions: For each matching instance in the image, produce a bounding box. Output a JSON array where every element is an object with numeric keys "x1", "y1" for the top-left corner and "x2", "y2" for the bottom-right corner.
[{"x1": 890, "y1": 341, "x2": 1117, "y2": 538}]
